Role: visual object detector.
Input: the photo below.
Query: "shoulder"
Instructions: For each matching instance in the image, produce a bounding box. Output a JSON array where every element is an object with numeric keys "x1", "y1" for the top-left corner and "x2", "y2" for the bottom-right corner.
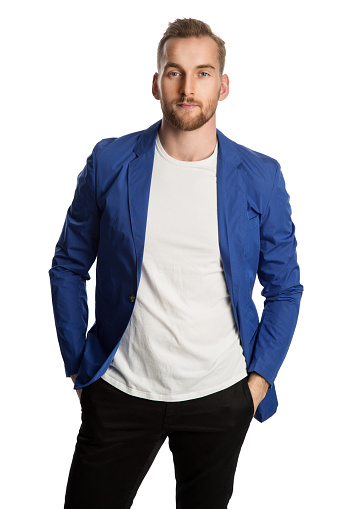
[
  {"x1": 236, "y1": 142, "x2": 279, "y2": 169},
  {"x1": 90, "y1": 121, "x2": 161, "y2": 171},
  {"x1": 221, "y1": 131, "x2": 279, "y2": 174},
  {"x1": 92, "y1": 128, "x2": 145, "y2": 163},
  {"x1": 86, "y1": 124, "x2": 158, "y2": 196},
  {"x1": 217, "y1": 130, "x2": 282, "y2": 213},
  {"x1": 218, "y1": 130, "x2": 280, "y2": 194},
  {"x1": 237, "y1": 142, "x2": 280, "y2": 194}
]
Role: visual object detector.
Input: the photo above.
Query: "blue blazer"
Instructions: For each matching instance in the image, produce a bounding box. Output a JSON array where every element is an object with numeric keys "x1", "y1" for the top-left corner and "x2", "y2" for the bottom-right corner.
[{"x1": 49, "y1": 120, "x2": 303, "y2": 422}]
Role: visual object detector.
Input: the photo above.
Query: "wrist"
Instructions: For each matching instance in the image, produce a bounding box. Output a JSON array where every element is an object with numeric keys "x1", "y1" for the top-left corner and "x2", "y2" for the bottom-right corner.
[{"x1": 248, "y1": 372, "x2": 269, "y2": 393}]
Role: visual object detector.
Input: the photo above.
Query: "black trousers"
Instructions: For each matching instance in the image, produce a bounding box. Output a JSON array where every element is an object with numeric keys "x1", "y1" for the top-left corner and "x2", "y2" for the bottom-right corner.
[{"x1": 64, "y1": 376, "x2": 254, "y2": 509}]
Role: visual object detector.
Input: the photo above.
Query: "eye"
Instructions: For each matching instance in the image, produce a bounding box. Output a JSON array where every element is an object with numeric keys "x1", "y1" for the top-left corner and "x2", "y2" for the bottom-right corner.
[
  {"x1": 198, "y1": 71, "x2": 210, "y2": 77},
  {"x1": 168, "y1": 71, "x2": 181, "y2": 77}
]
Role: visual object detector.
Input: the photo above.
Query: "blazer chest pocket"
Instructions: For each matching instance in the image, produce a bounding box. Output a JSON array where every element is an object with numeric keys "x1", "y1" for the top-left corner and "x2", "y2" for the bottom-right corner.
[{"x1": 246, "y1": 210, "x2": 260, "y2": 231}]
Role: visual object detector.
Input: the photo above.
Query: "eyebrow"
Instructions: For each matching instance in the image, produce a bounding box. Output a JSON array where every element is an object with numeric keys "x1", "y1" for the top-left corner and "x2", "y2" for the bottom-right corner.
[{"x1": 164, "y1": 62, "x2": 216, "y2": 71}]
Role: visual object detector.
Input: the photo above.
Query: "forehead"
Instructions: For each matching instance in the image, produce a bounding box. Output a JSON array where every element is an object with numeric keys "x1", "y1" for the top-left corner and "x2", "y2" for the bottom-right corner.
[{"x1": 161, "y1": 36, "x2": 219, "y2": 70}]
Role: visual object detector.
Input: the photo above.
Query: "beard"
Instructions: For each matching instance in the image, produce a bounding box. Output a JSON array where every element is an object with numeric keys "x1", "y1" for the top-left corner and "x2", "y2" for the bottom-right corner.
[{"x1": 159, "y1": 95, "x2": 219, "y2": 132}]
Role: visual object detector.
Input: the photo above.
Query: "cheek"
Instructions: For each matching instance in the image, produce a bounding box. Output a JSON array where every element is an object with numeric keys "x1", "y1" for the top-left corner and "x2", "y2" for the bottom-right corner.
[
  {"x1": 160, "y1": 78, "x2": 177, "y2": 93},
  {"x1": 199, "y1": 84, "x2": 220, "y2": 101}
]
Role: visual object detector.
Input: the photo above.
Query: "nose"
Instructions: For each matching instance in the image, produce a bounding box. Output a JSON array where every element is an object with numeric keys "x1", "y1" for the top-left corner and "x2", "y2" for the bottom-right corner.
[{"x1": 180, "y1": 74, "x2": 194, "y2": 97}]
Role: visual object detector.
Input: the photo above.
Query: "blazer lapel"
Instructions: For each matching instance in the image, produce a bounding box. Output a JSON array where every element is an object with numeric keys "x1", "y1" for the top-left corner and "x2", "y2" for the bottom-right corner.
[
  {"x1": 216, "y1": 130, "x2": 246, "y2": 326},
  {"x1": 128, "y1": 121, "x2": 161, "y2": 284}
]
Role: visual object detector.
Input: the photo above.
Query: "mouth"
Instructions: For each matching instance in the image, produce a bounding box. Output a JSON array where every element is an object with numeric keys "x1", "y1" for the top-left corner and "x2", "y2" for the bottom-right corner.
[{"x1": 177, "y1": 103, "x2": 199, "y2": 110}]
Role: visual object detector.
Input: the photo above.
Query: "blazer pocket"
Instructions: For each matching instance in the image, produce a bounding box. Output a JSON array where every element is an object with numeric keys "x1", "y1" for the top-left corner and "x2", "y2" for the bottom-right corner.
[{"x1": 246, "y1": 213, "x2": 259, "y2": 231}]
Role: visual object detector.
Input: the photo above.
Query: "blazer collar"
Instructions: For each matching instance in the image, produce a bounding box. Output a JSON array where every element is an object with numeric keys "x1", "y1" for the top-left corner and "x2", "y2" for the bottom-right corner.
[
  {"x1": 133, "y1": 120, "x2": 162, "y2": 157},
  {"x1": 133, "y1": 119, "x2": 243, "y2": 168},
  {"x1": 216, "y1": 128, "x2": 243, "y2": 168}
]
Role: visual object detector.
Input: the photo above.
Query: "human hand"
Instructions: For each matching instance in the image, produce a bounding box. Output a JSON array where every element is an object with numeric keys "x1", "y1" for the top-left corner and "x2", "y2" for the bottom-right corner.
[{"x1": 247, "y1": 372, "x2": 269, "y2": 415}]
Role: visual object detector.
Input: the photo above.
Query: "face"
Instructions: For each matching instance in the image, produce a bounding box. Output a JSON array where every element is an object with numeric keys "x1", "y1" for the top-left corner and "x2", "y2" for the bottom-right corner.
[{"x1": 152, "y1": 36, "x2": 229, "y2": 132}]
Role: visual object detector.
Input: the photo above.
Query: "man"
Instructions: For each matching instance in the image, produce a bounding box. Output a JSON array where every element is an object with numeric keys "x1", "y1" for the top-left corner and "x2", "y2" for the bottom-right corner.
[{"x1": 49, "y1": 18, "x2": 303, "y2": 509}]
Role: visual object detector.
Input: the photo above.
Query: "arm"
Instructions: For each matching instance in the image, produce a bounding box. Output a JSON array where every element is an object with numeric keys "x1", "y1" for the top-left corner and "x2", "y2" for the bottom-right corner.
[
  {"x1": 49, "y1": 149, "x2": 100, "y2": 378},
  {"x1": 248, "y1": 163, "x2": 303, "y2": 391}
]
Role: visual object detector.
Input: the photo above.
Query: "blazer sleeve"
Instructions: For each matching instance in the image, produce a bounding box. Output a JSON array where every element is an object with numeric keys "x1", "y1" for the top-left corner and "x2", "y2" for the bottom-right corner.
[
  {"x1": 49, "y1": 148, "x2": 100, "y2": 377},
  {"x1": 248, "y1": 163, "x2": 303, "y2": 386}
]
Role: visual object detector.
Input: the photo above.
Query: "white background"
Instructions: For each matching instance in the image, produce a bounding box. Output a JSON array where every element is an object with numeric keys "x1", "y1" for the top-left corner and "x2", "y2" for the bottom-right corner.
[{"x1": 1, "y1": 1, "x2": 338, "y2": 507}]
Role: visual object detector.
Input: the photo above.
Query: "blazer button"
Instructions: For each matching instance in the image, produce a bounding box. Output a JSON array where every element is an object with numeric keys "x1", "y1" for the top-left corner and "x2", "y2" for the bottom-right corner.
[{"x1": 129, "y1": 293, "x2": 136, "y2": 303}]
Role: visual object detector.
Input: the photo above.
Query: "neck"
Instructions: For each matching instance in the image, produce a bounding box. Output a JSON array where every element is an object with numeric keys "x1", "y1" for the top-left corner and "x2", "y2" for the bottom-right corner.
[{"x1": 158, "y1": 116, "x2": 218, "y2": 161}]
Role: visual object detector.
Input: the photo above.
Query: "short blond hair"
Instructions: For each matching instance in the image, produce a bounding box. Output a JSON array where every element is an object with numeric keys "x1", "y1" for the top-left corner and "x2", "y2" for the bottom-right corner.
[{"x1": 157, "y1": 18, "x2": 226, "y2": 76}]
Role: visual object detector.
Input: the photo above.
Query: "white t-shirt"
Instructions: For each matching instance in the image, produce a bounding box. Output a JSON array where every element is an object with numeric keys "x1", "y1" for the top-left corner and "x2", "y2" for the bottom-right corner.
[{"x1": 101, "y1": 135, "x2": 247, "y2": 401}]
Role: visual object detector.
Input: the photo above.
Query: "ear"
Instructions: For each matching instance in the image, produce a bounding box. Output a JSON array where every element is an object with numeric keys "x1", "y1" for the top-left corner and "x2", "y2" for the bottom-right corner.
[
  {"x1": 152, "y1": 73, "x2": 160, "y2": 100},
  {"x1": 219, "y1": 74, "x2": 229, "y2": 102}
]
